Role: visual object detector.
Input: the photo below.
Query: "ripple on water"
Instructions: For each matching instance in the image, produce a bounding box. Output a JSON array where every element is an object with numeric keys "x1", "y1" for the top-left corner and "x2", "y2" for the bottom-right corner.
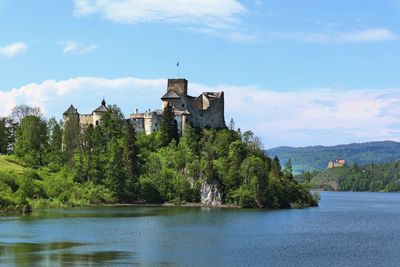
[{"x1": 0, "y1": 242, "x2": 134, "y2": 266}]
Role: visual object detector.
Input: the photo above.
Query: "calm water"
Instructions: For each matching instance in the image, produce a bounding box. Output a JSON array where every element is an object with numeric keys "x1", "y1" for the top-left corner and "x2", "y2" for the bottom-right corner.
[{"x1": 1, "y1": 192, "x2": 400, "y2": 266}]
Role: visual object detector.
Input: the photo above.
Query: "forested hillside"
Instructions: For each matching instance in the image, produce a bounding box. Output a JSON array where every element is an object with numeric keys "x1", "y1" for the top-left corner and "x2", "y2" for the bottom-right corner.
[
  {"x1": 267, "y1": 141, "x2": 400, "y2": 174},
  {"x1": 0, "y1": 104, "x2": 318, "y2": 213},
  {"x1": 295, "y1": 161, "x2": 400, "y2": 192}
]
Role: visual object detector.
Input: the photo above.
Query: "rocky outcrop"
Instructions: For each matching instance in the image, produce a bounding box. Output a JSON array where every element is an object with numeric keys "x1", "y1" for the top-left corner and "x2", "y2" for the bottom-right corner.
[
  {"x1": 200, "y1": 180, "x2": 222, "y2": 207},
  {"x1": 328, "y1": 180, "x2": 340, "y2": 191}
]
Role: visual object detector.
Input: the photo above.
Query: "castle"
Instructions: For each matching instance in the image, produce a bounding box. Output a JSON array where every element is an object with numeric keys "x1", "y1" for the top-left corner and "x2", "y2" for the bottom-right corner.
[
  {"x1": 327, "y1": 159, "x2": 346, "y2": 169},
  {"x1": 63, "y1": 78, "x2": 226, "y2": 133},
  {"x1": 63, "y1": 99, "x2": 109, "y2": 127}
]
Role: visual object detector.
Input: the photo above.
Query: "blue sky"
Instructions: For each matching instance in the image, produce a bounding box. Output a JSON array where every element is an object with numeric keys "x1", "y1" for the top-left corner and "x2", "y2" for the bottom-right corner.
[{"x1": 1, "y1": 0, "x2": 400, "y2": 148}]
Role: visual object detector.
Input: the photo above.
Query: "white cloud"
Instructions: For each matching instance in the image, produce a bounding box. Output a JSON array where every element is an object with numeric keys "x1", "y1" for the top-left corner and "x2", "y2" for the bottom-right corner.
[
  {"x1": 73, "y1": 0, "x2": 246, "y2": 29},
  {"x1": 1, "y1": 77, "x2": 400, "y2": 148},
  {"x1": 228, "y1": 32, "x2": 258, "y2": 43},
  {"x1": 63, "y1": 41, "x2": 97, "y2": 54},
  {"x1": 0, "y1": 42, "x2": 28, "y2": 57},
  {"x1": 270, "y1": 28, "x2": 398, "y2": 44},
  {"x1": 0, "y1": 77, "x2": 165, "y2": 118}
]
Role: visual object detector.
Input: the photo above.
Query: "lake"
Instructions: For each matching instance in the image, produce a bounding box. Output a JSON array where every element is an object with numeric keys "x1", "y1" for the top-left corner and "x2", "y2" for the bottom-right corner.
[{"x1": 1, "y1": 192, "x2": 400, "y2": 266}]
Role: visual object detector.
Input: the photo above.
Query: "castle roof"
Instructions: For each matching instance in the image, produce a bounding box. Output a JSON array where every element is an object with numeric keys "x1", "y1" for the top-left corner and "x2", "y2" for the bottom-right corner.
[
  {"x1": 93, "y1": 99, "x2": 108, "y2": 113},
  {"x1": 63, "y1": 105, "x2": 78, "y2": 115},
  {"x1": 161, "y1": 90, "x2": 181, "y2": 99}
]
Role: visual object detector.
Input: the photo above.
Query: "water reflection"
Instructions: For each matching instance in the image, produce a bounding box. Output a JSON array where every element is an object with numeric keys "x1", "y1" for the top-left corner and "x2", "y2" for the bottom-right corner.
[
  {"x1": 3, "y1": 193, "x2": 400, "y2": 266},
  {"x1": 0, "y1": 242, "x2": 131, "y2": 266},
  {"x1": 20, "y1": 206, "x2": 204, "y2": 221}
]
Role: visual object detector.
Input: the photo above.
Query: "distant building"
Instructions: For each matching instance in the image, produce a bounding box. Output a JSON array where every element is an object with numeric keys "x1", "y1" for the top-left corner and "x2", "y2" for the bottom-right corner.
[
  {"x1": 63, "y1": 78, "x2": 226, "y2": 134},
  {"x1": 327, "y1": 159, "x2": 346, "y2": 169}
]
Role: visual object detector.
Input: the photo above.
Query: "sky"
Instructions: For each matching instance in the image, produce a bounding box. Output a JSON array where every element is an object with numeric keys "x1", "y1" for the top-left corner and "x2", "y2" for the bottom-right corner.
[{"x1": 1, "y1": 0, "x2": 400, "y2": 148}]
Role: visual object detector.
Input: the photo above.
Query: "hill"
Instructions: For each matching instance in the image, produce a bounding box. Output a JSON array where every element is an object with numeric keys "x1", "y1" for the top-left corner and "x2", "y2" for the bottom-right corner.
[
  {"x1": 300, "y1": 160, "x2": 400, "y2": 192},
  {"x1": 267, "y1": 141, "x2": 400, "y2": 174}
]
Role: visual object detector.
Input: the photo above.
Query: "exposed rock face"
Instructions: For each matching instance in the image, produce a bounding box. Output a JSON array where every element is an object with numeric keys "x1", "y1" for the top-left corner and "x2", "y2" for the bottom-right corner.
[
  {"x1": 200, "y1": 180, "x2": 222, "y2": 207},
  {"x1": 328, "y1": 180, "x2": 340, "y2": 191}
]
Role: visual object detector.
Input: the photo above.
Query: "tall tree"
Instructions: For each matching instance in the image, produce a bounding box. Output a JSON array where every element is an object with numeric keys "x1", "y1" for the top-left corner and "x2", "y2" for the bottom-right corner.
[
  {"x1": 0, "y1": 117, "x2": 18, "y2": 154},
  {"x1": 160, "y1": 104, "x2": 178, "y2": 146},
  {"x1": 105, "y1": 138, "x2": 126, "y2": 200},
  {"x1": 14, "y1": 115, "x2": 47, "y2": 166},
  {"x1": 122, "y1": 121, "x2": 139, "y2": 199},
  {"x1": 0, "y1": 118, "x2": 8, "y2": 154},
  {"x1": 47, "y1": 118, "x2": 63, "y2": 168},
  {"x1": 100, "y1": 105, "x2": 124, "y2": 140},
  {"x1": 10, "y1": 105, "x2": 42, "y2": 124},
  {"x1": 80, "y1": 124, "x2": 95, "y2": 182},
  {"x1": 62, "y1": 113, "x2": 81, "y2": 165}
]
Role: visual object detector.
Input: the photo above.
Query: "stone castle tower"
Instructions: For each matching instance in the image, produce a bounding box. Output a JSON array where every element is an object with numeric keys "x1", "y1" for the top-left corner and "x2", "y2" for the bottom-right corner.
[{"x1": 128, "y1": 78, "x2": 225, "y2": 134}]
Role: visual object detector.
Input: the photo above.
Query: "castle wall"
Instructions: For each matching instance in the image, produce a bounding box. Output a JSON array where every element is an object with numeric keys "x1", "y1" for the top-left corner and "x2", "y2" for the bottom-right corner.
[
  {"x1": 92, "y1": 112, "x2": 103, "y2": 126},
  {"x1": 186, "y1": 93, "x2": 225, "y2": 129},
  {"x1": 79, "y1": 114, "x2": 93, "y2": 125},
  {"x1": 162, "y1": 97, "x2": 189, "y2": 111},
  {"x1": 63, "y1": 114, "x2": 80, "y2": 124},
  {"x1": 144, "y1": 112, "x2": 160, "y2": 135},
  {"x1": 128, "y1": 118, "x2": 145, "y2": 133},
  {"x1": 174, "y1": 115, "x2": 182, "y2": 134}
]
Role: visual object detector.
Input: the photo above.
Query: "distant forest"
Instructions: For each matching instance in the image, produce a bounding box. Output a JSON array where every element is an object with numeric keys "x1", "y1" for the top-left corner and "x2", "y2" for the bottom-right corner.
[
  {"x1": 296, "y1": 161, "x2": 400, "y2": 192},
  {"x1": 267, "y1": 141, "x2": 400, "y2": 174}
]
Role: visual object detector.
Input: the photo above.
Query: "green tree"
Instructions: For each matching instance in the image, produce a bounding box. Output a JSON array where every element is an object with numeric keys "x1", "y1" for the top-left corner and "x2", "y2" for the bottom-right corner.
[
  {"x1": 160, "y1": 104, "x2": 178, "y2": 146},
  {"x1": 0, "y1": 118, "x2": 8, "y2": 154},
  {"x1": 14, "y1": 115, "x2": 47, "y2": 166},
  {"x1": 122, "y1": 121, "x2": 139, "y2": 200},
  {"x1": 284, "y1": 158, "x2": 293, "y2": 178},
  {"x1": 63, "y1": 113, "x2": 81, "y2": 165},
  {"x1": 105, "y1": 138, "x2": 126, "y2": 200},
  {"x1": 80, "y1": 124, "x2": 95, "y2": 182},
  {"x1": 239, "y1": 156, "x2": 268, "y2": 207},
  {"x1": 47, "y1": 118, "x2": 63, "y2": 169},
  {"x1": 0, "y1": 118, "x2": 17, "y2": 154}
]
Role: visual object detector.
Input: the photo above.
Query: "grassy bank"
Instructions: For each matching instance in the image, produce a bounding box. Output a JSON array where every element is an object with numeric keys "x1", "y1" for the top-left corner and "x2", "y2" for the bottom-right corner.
[{"x1": 0, "y1": 155, "x2": 116, "y2": 214}]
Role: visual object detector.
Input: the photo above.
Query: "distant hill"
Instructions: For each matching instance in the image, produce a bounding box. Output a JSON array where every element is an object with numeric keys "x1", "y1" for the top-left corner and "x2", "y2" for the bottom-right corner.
[
  {"x1": 267, "y1": 141, "x2": 400, "y2": 174},
  {"x1": 304, "y1": 160, "x2": 400, "y2": 192}
]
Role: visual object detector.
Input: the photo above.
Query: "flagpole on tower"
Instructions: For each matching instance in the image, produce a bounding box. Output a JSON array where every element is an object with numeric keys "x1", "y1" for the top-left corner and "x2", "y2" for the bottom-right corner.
[{"x1": 177, "y1": 61, "x2": 180, "y2": 78}]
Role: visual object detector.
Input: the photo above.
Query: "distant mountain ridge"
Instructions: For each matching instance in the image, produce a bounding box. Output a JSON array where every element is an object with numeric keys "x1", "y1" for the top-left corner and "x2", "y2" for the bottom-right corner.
[{"x1": 267, "y1": 141, "x2": 400, "y2": 174}]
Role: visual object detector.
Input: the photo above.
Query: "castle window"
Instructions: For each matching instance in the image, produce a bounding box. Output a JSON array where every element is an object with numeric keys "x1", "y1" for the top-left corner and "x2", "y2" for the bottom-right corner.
[
  {"x1": 95, "y1": 120, "x2": 99, "y2": 126},
  {"x1": 182, "y1": 104, "x2": 185, "y2": 108},
  {"x1": 200, "y1": 113, "x2": 203, "y2": 117},
  {"x1": 155, "y1": 123, "x2": 158, "y2": 127}
]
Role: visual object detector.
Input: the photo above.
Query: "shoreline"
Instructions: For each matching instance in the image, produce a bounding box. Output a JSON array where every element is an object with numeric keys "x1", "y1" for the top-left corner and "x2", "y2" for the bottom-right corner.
[
  {"x1": 0, "y1": 202, "x2": 241, "y2": 216},
  {"x1": 95, "y1": 202, "x2": 241, "y2": 209}
]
